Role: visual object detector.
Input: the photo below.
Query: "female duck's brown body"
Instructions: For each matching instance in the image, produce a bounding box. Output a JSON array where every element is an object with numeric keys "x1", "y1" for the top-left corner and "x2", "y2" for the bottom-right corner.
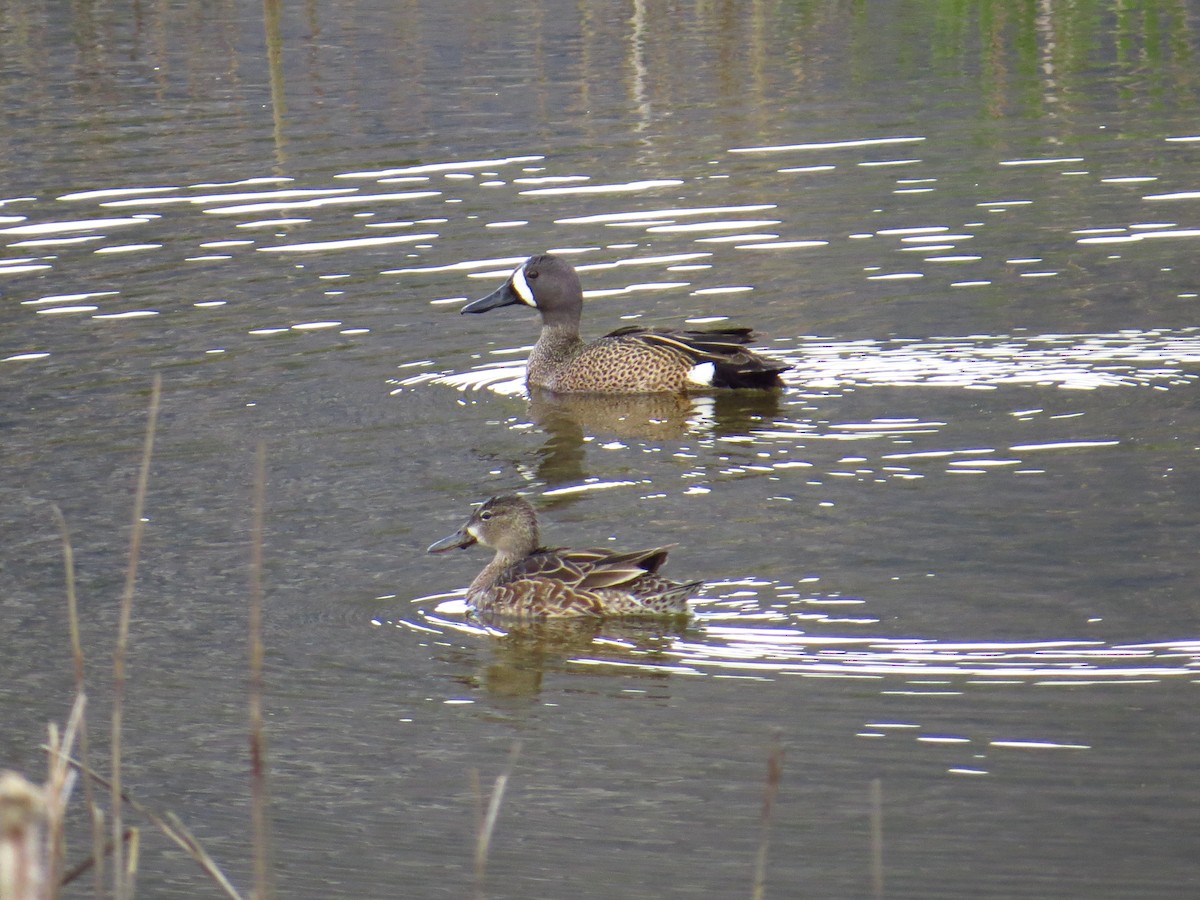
[
  {"x1": 427, "y1": 495, "x2": 699, "y2": 618},
  {"x1": 461, "y1": 253, "x2": 789, "y2": 393}
]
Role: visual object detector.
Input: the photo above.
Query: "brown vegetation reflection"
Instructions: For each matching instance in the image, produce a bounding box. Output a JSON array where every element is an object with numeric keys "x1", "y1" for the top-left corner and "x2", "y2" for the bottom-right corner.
[{"x1": 1, "y1": 1, "x2": 1197, "y2": 182}]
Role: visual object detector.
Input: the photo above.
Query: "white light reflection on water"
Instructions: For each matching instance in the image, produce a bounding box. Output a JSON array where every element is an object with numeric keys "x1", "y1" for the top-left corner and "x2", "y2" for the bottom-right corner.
[
  {"x1": 391, "y1": 323, "x2": 1200, "y2": 497},
  {"x1": 203, "y1": 191, "x2": 442, "y2": 216},
  {"x1": 0, "y1": 216, "x2": 159, "y2": 235},
  {"x1": 394, "y1": 584, "x2": 1200, "y2": 687},
  {"x1": 256, "y1": 233, "x2": 439, "y2": 254},
  {"x1": 719, "y1": 630, "x2": 1166, "y2": 681},
  {"x1": 791, "y1": 330, "x2": 1200, "y2": 390},
  {"x1": 645, "y1": 219, "x2": 781, "y2": 233},
  {"x1": 554, "y1": 204, "x2": 776, "y2": 225},
  {"x1": 519, "y1": 179, "x2": 683, "y2": 196},
  {"x1": 406, "y1": 328, "x2": 1200, "y2": 398},
  {"x1": 100, "y1": 188, "x2": 356, "y2": 208},
  {"x1": 93, "y1": 310, "x2": 159, "y2": 320},
  {"x1": 729, "y1": 136, "x2": 926, "y2": 153},
  {"x1": 398, "y1": 359, "x2": 528, "y2": 396},
  {"x1": 336, "y1": 155, "x2": 544, "y2": 179},
  {"x1": 0, "y1": 263, "x2": 53, "y2": 274}
]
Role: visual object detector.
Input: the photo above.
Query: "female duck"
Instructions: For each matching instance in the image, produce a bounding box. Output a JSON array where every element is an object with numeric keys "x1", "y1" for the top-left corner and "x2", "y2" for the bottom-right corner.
[
  {"x1": 427, "y1": 495, "x2": 699, "y2": 618},
  {"x1": 461, "y1": 253, "x2": 788, "y2": 394}
]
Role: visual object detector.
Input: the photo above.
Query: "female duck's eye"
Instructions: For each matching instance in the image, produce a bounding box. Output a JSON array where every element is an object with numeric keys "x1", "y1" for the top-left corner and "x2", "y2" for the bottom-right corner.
[{"x1": 479, "y1": 510, "x2": 493, "y2": 520}]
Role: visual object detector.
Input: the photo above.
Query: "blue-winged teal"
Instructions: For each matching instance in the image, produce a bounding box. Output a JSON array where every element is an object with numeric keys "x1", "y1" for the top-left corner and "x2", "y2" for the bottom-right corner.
[
  {"x1": 427, "y1": 495, "x2": 699, "y2": 618},
  {"x1": 461, "y1": 253, "x2": 789, "y2": 393}
]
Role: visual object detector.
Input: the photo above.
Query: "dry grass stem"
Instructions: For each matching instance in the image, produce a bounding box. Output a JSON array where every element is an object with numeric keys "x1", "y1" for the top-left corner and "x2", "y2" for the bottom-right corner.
[
  {"x1": 111, "y1": 373, "x2": 162, "y2": 900},
  {"x1": 473, "y1": 741, "x2": 522, "y2": 900},
  {"x1": 58, "y1": 828, "x2": 132, "y2": 889},
  {"x1": 248, "y1": 441, "x2": 274, "y2": 900},
  {"x1": 46, "y1": 751, "x2": 245, "y2": 900},
  {"x1": 869, "y1": 778, "x2": 883, "y2": 899},
  {"x1": 43, "y1": 692, "x2": 86, "y2": 898},
  {"x1": 50, "y1": 503, "x2": 107, "y2": 897},
  {"x1": 123, "y1": 828, "x2": 140, "y2": 899},
  {"x1": 752, "y1": 733, "x2": 784, "y2": 900},
  {"x1": 469, "y1": 766, "x2": 484, "y2": 899}
]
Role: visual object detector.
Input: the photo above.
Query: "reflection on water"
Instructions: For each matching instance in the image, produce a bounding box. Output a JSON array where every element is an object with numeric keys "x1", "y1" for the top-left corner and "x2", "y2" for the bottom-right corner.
[
  {"x1": 391, "y1": 324, "x2": 1197, "y2": 501},
  {"x1": 7, "y1": 132, "x2": 1200, "y2": 361},
  {"x1": 789, "y1": 330, "x2": 1200, "y2": 390},
  {"x1": 382, "y1": 582, "x2": 1200, "y2": 707},
  {"x1": 380, "y1": 595, "x2": 694, "y2": 700}
]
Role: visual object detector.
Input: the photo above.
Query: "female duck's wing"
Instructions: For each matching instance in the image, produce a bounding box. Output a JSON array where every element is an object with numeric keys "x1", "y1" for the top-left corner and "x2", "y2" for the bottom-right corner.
[
  {"x1": 564, "y1": 546, "x2": 676, "y2": 591},
  {"x1": 492, "y1": 549, "x2": 588, "y2": 588},
  {"x1": 494, "y1": 546, "x2": 674, "y2": 591}
]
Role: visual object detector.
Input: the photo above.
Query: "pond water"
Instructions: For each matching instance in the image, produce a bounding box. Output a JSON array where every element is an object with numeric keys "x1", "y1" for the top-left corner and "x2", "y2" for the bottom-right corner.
[{"x1": 3, "y1": 2, "x2": 1199, "y2": 897}]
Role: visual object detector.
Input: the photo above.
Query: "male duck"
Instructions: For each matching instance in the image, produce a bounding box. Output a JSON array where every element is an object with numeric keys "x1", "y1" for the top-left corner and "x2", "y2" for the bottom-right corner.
[
  {"x1": 461, "y1": 253, "x2": 789, "y2": 393},
  {"x1": 427, "y1": 495, "x2": 700, "y2": 618}
]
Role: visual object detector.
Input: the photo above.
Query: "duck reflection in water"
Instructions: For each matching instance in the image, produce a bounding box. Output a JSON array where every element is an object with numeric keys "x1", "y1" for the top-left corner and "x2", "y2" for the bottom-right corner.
[
  {"x1": 528, "y1": 386, "x2": 785, "y2": 486},
  {"x1": 470, "y1": 617, "x2": 689, "y2": 702}
]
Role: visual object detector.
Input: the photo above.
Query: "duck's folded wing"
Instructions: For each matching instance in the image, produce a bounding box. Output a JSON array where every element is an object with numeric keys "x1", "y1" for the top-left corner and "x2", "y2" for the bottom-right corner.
[
  {"x1": 493, "y1": 549, "x2": 588, "y2": 588},
  {"x1": 604, "y1": 326, "x2": 755, "y2": 359},
  {"x1": 495, "y1": 546, "x2": 678, "y2": 592},
  {"x1": 566, "y1": 546, "x2": 675, "y2": 590},
  {"x1": 604, "y1": 327, "x2": 789, "y2": 380}
]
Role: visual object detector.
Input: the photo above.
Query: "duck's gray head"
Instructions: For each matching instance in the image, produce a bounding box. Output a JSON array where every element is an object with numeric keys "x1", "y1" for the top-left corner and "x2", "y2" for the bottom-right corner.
[
  {"x1": 427, "y1": 495, "x2": 541, "y2": 557},
  {"x1": 460, "y1": 254, "x2": 582, "y2": 326}
]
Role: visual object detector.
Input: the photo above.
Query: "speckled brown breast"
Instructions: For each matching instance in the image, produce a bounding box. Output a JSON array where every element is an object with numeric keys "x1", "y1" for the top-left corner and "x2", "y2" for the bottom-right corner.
[{"x1": 529, "y1": 336, "x2": 696, "y2": 393}]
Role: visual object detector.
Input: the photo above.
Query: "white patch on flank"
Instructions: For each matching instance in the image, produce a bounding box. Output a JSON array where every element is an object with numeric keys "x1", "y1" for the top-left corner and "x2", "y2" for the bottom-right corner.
[
  {"x1": 511, "y1": 263, "x2": 536, "y2": 306},
  {"x1": 687, "y1": 361, "x2": 716, "y2": 386}
]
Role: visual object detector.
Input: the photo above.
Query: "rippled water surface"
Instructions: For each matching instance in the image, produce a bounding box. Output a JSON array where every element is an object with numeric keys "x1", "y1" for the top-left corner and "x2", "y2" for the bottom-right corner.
[{"x1": 3, "y1": 2, "x2": 1200, "y2": 898}]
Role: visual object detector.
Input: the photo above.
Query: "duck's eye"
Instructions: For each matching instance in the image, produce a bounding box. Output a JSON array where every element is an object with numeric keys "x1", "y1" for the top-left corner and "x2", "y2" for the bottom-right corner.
[
  {"x1": 479, "y1": 510, "x2": 494, "y2": 521},
  {"x1": 527, "y1": 269, "x2": 538, "y2": 280}
]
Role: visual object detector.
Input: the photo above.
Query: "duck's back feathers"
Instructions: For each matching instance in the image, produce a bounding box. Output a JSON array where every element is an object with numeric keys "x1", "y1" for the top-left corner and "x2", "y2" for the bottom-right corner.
[{"x1": 484, "y1": 545, "x2": 698, "y2": 617}]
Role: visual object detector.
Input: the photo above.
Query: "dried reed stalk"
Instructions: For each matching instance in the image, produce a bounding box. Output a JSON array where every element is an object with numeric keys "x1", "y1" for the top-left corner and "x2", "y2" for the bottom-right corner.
[
  {"x1": 46, "y1": 752, "x2": 244, "y2": 900},
  {"x1": 43, "y1": 692, "x2": 86, "y2": 899},
  {"x1": 869, "y1": 778, "x2": 884, "y2": 899},
  {"x1": 473, "y1": 741, "x2": 522, "y2": 900},
  {"x1": 751, "y1": 733, "x2": 784, "y2": 900},
  {"x1": 110, "y1": 374, "x2": 161, "y2": 899},
  {"x1": 248, "y1": 441, "x2": 273, "y2": 900},
  {"x1": 50, "y1": 503, "x2": 107, "y2": 899},
  {"x1": 58, "y1": 829, "x2": 132, "y2": 889}
]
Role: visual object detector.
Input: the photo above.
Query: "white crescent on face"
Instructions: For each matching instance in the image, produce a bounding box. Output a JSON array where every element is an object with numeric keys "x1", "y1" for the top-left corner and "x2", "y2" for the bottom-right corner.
[{"x1": 510, "y1": 262, "x2": 536, "y2": 306}]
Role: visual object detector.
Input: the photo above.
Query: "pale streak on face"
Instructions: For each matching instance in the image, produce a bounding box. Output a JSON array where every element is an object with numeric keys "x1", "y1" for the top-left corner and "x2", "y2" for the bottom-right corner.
[{"x1": 510, "y1": 261, "x2": 536, "y2": 306}]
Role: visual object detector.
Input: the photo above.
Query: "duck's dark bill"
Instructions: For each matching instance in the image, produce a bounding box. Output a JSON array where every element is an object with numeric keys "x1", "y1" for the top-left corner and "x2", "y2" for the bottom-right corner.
[
  {"x1": 461, "y1": 281, "x2": 519, "y2": 314},
  {"x1": 427, "y1": 528, "x2": 477, "y2": 553}
]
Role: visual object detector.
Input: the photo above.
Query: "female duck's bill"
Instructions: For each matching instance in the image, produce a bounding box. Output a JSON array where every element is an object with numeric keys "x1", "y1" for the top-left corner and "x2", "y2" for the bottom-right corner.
[
  {"x1": 427, "y1": 495, "x2": 700, "y2": 619},
  {"x1": 459, "y1": 254, "x2": 789, "y2": 394}
]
